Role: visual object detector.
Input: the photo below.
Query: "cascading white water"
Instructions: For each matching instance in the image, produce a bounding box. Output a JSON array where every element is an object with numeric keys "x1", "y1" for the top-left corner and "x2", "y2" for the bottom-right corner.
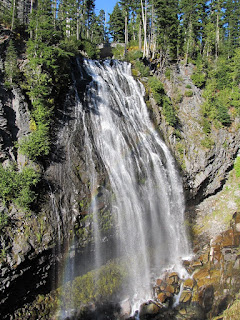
[{"x1": 76, "y1": 59, "x2": 190, "y2": 308}]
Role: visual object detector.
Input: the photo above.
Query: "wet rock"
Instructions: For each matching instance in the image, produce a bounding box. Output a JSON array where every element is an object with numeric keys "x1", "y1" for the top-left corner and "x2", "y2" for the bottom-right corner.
[
  {"x1": 156, "y1": 278, "x2": 163, "y2": 286},
  {"x1": 183, "y1": 278, "x2": 194, "y2": 290},
  {"x1": 120, "y1": 299, "x2": 131, "y2": 318},
  {"x1": 179, "y1": 291, "x2": 192, "y2": 304},
  {"x1": 139, "y1": 301, "x2": 161, "y2": 319},
  {"x1": 165, "y1": 285, "x2": 175, "y2": 294},
  {"x1": 157, "y1": 292, "x2": 167, "y2": 303},
  {"x1": 199, "y1": 285, "x2": 214, "y2": 313}
]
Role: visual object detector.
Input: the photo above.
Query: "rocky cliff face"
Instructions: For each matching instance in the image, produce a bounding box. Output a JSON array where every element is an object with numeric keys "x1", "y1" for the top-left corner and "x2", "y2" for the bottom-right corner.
[
  {"x1": 0, "y1": 51, "x2": 113, "y2": 318},
  {"x1": 149, "y1": 63, "x2": 240, "y2": 203}
]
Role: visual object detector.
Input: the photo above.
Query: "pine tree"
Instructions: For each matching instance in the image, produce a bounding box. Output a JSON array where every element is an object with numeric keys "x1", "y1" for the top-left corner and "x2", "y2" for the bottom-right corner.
[
  {"x1": 4, "y1": 39, "x2": 19, "y2": 86},
  {"x1": 153, "y1": 0, "x2": 179, "y2": 59},
  {"x1": 91, "y1": 9, "x2": 106, "y2": 44},
  {"x1": 108, "y1": 3, "x2": 125, "y2": 42},
  {"x1": 224, "y1": 0, "x2": 240, "y2": 58},
  {"x1": 179, "y1": 0, "x2": 208, "y2": 62}
]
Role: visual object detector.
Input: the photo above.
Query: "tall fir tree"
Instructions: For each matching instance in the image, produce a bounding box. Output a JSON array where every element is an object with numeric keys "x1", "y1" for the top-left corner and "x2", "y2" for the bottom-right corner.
[
  {"x1": 108, "y1": 3, "x2": 125, "y2": 42},
  {"x1": 153, "y1": 0, "x2": 179, "y2": 59},
  {"x1": 4, "y1": 39, "x2": 19, "y2": 85}
]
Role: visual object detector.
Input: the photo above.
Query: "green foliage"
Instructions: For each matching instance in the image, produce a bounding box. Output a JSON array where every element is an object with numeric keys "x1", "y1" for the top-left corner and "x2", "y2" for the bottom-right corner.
[
  {"x1": 185, "y1": 84, "x2": 191, "y2": 89},
  {"x1": 108, "y1": 3, "x2": 125, "y2": 42},
  {"x1": 112, "y1": 44, "x2": 125, "y2": 60},
  {"x1": 19, "y1": 0, "x2": 75, "y2": 160},
  {"x1": 201, "y1": 117, "x2": 211, "y2": 135},
  {"x1": 4, "y1": 39, "x2": 19, "y2": 86},
  {"x1": 216, "y1": 103, "x2": 231, "y2": 126},
  {"x1": 148, "y1": 76, "x2": 177, "y2": 127},
  {"x1": 185, "y1": 89, "x2": 193, "y2": 97},
  {"x1": 234, "y1": 157, "x2": 240, "y2": 178},
  {"x1": 0, "y1": 2, "x2": 11, "y2": 27},
  {"x1": 191, "y1": 56, "x2": 206, "y2": 88},
  {"x1": 126, "y1": 48, "x2": 143, "y2": 63},
  {"x1": 0, "y1": 211, "x2": 8, "y2": 232},
  {"x1": 220, "y1": 295, "x2": 240, "y2": 320},
  {"x1": 61, "y1": 260, "x2": 127, "y2": 309},
  {"x1": 200, "y1": 136, "x2": 214, "y2": 149},
  {"x1": 172, "y1": 89, "x2": 183, "y2": 104},
  {"x1": 0, "y1": 164, "x2": 40, "y2": 209},
  {"x1": 134, "y1": 60, "x2": 150, "y2": 77},
  {"x1": 18, "y1": 124, "x2": 50, "y2": 161},
  {"x1": 80, "y1": 40, "x2": 99, "y2": 59},
  {"x1": 148, "y1": 76, "x2": 165, "y2": 104},
  {"x1": 191, "y1": 72, "x2": 206, "y2": 88},
  {"x1": 154, "y1": 0, "x2": 179, "y2": 59},
  {"x1": 165, "y1": 68, "x2": 171, "y2": 80}
]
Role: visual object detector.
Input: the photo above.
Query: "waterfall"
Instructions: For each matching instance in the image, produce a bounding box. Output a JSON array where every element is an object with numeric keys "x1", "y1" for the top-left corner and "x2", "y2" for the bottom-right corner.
[
  {"x1": 75, "y1": 59, "x2": 189, "y2": 306},
  {"x1": 58, "y1": 58, "x2": 190, "y2": 317}
]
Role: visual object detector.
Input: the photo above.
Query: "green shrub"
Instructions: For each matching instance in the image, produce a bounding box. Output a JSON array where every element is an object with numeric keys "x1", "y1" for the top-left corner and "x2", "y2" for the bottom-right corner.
[
  {"x1": 81, "y1": 40, "x2": 99, "y2": 59},
  {"x1": 185, "y1": 84, "x2": 191, "y2": 89},
  {"x1": 165, "y1": 68, "x2": 171, "y2": 80},
  {"x1": 134, "y1": 60, "x2": 150, "y2": 77},
  {"x1": 185, "y1": 90, "x2": 193, "y2": 97},
  {"x1": 162, "y1": 96, "x2": 177, "y2": 126},
  {"x1": 221, "y1": 297, "x2": 240, "y2": 320},
  {"x1": 172, "y1": 89, "x2": 183, "y2": 104},
  {"x1": 234, "y1": 157, "x2": 240, "y2": 178},
  {"x1": 131, "y1": 68, "x2": 139, "y2": 77},
  {"x1": 148, "y1": 76, "x2": 165, "y2": 104},
  {"x1": 201, "y1": 118, "x2": 211, "y2": 134},
  {"x1": 216, "y1": 103, "x2": 231, "y2": 126},
  {"x1": 148, "y1": 76, "x2": 177, "y2": 126},
  {"x1": 200, "y1": 136, "x2": 214, "y2": 149},
  {"x1": 0, "y1": 164, "x2": 40, "y2": 209},
  {"x1": 0, "y1": 211, "x2": 8, "y2": 232},
  {"x1": 18, "y1": 124, "x2": 50, "y2": 161},
  {"x1": 112, "y1": 44, "x2": 125, "y2": 60},
  {"x1": 61, "y1": 260, "x2": 127, "y2": 309},
  {"x1": 191, "y1": 72, "x2": 206, "y2": 88},
  {"x1": 126, "y1": 49, "x2": 143, "y2": 62}
]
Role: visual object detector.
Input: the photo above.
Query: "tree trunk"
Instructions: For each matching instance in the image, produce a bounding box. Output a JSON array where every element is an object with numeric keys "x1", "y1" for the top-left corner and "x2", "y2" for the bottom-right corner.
[
  {"x1": 30, "y1": 0, "x2": 34, "y2": 38},
  {"x1": 139, "y1": 21, "x2": 142, "y2": 50},
  {"x1": 11, "y1": 0, "x2": 16, "y2": 31},
  {"x1": 141, "y1": 0, "x2": 148, "y2": 58},
  {"x1": 215, "y1": 4, "x2": 220, "y2": 61},
  {"x1": 185, "y1": 19, "x2": 192, "y2": 66},
  {"x1": 76, "y1": 7, "x2": 80, "y2": 40},
  {"x1": 124, "y1": 13, "x2": 128, "y2": 57}
]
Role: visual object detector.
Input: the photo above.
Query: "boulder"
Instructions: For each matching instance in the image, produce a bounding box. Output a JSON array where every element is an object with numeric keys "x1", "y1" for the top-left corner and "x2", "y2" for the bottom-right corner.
[
  {"x1": 139, "y1": 301, "x2": 161, "y2": 319},
  {"x1": 120, "y1": 299, "x2": 131, "y2": 318},
  {"x1": 157, "y1": 292, "x2": 167, "y2": 303},
  {"x1": 179, "y1": 291, "x2": 192, "y2": 304},
  {"x1": 183, "y1": 278, "x2": 194, "y2": 290}
]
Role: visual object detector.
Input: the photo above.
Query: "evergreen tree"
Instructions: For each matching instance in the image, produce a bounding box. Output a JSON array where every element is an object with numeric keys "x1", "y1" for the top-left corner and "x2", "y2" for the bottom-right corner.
[
  {"x1": 223, "y1": 0, "x2": 240, "y2": 58},
  {"x1": 85, "y1": 0, "x2": 95, "y2": 39},
  {"x1": 153, "y1": 0, "x2": 179, "y2": 59},
  {"x1": 108, "y1": 3, "x2": 125, "y2": 42},
  {"x1": 91, "y1": 10, "x2": 106, "y2": 44},
  {"x1": 4, "y1": 39, "x2": 19, "y2": 86},
  {"x1": 179, "y1": 0, "x2": 209, "y2": 62}
]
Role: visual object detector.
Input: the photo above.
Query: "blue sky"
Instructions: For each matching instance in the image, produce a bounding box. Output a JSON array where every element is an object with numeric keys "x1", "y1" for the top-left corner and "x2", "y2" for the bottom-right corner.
[{"x1": 95, "y1": 0, "x2": 118, "y2": 19}]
